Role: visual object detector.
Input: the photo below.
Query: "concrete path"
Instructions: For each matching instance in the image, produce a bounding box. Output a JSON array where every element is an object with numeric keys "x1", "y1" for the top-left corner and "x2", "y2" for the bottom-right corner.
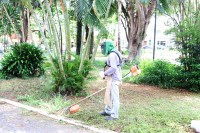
[{"x1": 0, "y1": 103, "x2": 94, "y2": 133}]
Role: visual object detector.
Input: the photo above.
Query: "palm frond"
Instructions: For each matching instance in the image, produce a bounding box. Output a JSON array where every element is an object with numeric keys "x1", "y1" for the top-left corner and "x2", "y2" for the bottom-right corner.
[
  {"x1": 83, "y1": 8, "x2": 102, "y2": 28},
  {"x1": 93, "y1": 0, "x2": 112, "y2": 18},
  {"x1": 158, "y1": 0, "x2": 169, "y2": 12},
  {"x1": 72, "y1": 0, "x2": 92, "y2": 21}
]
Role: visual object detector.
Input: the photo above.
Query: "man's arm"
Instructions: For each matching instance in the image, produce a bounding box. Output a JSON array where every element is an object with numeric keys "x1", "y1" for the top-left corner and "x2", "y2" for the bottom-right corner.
[{"x1": 104, "y1": 53, "x2": 118, "y2": 76}]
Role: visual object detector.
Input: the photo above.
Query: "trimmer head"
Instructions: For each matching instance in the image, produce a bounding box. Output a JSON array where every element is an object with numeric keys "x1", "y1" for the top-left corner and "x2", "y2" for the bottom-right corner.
[{"x1": 69, "y1": 104, "x2": 80, "y2": 114}]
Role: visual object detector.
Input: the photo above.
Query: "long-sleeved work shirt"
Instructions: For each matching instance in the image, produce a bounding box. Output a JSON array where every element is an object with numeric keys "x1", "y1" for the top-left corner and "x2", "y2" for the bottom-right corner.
[{"x1": 104, "y1": 49, "x2": 122, "y2": 82}]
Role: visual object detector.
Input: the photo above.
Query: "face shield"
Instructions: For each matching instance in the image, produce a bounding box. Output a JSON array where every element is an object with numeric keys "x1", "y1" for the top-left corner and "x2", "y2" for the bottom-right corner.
[{"x1": 101, "y1": 41, "x2": 114, "y2": 55}]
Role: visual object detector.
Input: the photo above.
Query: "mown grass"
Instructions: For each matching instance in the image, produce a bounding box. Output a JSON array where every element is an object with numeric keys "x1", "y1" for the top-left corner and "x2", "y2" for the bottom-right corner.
[
  {"x1": 68, "y1": 89, "x2": 200, "y2": 132},
  {"x1": 0, "y1": 60, "x2": 199, "y2": 132},
  {"x1": 17, "y1": 91, "x2": 71, "y2": 113}
]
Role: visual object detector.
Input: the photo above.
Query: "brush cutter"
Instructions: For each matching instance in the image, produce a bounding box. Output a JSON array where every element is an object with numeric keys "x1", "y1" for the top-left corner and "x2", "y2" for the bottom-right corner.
[
  {"x1": 62, "y1": 87, "x2": 106, "y2": 114},
  {"x1": 122, "y1": 65, "x2": 141, "y2": 79},
  {"x1": 63, "y1": 65, "x2": 141, "y2": 115}
]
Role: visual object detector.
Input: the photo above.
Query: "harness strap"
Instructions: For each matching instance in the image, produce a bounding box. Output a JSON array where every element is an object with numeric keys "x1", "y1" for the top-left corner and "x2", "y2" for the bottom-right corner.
[{"x1": 104, "y1": 51, "x2": 122, "y2": 71}]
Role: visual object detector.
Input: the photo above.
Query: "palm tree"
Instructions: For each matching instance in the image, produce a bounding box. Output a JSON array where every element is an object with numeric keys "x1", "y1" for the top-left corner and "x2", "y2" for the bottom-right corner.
[
  {"x1": 60, "y1": 0, "x2": 71, "y2": 61},
  {"x1": 73, "y1": 0, "x2": 113, "y2": 69},
  {"x1": 21, "y1": 0, "x2": 113, "y2": 73}
]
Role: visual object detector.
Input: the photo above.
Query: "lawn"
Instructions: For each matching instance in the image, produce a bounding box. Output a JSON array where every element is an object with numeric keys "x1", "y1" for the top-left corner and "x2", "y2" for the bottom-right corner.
[
  {"x1": 0, "y1": 69, "x2": 199, "y2": 133},
  {"x1": 68, "y1": 79, "x2": 200, "y2": 133}
]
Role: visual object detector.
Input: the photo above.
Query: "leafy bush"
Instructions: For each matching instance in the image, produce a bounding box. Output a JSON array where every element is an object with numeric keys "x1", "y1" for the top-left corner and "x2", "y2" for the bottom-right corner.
[
  {"x1": 165, "y1": 8, "x2": 200, "y2": 92},
  {"x1": 176, "y1": 64, "x2": 200, "y2": 92},
  {"x1": 44, "y1": 55, "x2": 92, "y2": 95},
  {"x1": 131, "y1": 60, "x2": 180, "y2": 88},
  {"x1": 0, "y1": 43, "x2": 44, "y2": 78},
  {"x1": 130, "y1": 60, "x2": 200, "y2": 92}
]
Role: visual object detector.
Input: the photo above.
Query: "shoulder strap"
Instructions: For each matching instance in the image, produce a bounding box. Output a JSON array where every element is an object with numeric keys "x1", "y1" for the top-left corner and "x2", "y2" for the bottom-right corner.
[
  {"x1": 110, "y1": 51, "x2": 122, "y2": 65},
  {"x1": 105, "y1": 51, "x2": 122, "y2": 68}
]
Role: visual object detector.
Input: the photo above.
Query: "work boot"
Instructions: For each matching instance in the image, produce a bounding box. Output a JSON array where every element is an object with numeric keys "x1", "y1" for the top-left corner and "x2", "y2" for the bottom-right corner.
[
  {"x1": 105, "y1": 116, "x2": 117, "y2": 121},
  {"x1": 100, "y1": 111, "x2": 110, "y2": 116}
]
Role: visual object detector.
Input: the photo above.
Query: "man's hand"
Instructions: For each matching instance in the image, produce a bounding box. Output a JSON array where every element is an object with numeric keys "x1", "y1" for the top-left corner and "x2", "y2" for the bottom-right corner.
[{"x1": 99, "y1": 71, "x2": 105, "y2": 79}]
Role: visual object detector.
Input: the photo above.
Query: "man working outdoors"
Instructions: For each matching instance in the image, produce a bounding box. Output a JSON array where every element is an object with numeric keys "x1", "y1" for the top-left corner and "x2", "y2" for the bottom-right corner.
[{"x1": 99, "y1": 40, "x2": 122, "y2": 121}]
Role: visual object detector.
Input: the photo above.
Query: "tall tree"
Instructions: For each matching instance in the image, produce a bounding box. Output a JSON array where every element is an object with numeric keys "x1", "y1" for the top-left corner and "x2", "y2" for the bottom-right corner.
[
  {"x1": 121, "y1": 0, "x2": 169, "y2": 61},
  {"x1": 118, "y1": 0, "x2": 122, "y2": 52},
  {"x1": 75, "y1": 0, "x2": 83, "y2": 55}
]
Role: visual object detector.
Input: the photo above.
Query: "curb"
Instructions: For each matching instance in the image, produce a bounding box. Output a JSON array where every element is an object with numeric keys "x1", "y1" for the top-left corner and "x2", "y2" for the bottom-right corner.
[{"x1": 0, "y1": 98, "x2": 116, "y2": 133}]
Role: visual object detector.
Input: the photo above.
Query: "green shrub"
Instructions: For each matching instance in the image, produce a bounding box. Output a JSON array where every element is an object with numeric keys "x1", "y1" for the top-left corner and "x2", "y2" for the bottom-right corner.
[
  {"x1": 44, "y1": 55, "x2": 92, "y2": 95},
  {"x1": 132, "y1": 60, "x2": 180, "y2": 88},
  {"x1": 165, "y1": 10, "x2": 200, "y2": 92},
  {"x1": 0, "y1": 43, "x2": 44, "y2": 78},
  {"x1": 176, "y1": 64, "x2": 200, "y2": 92},
  {"x1": 130, "y1": 59, "x2": 200, "y2": 92}
]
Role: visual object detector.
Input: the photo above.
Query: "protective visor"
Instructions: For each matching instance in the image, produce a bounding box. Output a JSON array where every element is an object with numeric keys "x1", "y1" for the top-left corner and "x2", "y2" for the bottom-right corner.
[{"x1": 101, "y1": 41, "x2": 114, "y2": 55}]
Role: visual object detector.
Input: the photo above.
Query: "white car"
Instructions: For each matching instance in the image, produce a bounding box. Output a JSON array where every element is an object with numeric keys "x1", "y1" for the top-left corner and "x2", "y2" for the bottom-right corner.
[{"x1": 157, "y1": 45, "x2": 165, "y2": 50}]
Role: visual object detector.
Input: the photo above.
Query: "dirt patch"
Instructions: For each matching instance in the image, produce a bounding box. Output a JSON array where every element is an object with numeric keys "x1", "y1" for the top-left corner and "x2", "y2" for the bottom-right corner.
[
  {"x1": 0, "y1": 77, "x2": 196, "y2": 108},
  {"x1": 0, "y1": 78, "x2": 44, "y2": 100}
]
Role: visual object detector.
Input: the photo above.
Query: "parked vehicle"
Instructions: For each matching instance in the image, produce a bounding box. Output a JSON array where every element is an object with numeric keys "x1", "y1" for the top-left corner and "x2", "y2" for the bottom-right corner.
[{"x1": 142, "y1": 45, "x2": 152, "y2": 49}]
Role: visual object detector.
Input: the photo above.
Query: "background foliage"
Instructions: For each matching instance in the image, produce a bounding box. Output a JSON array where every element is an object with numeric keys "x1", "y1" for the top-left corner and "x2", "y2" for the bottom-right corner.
[
  {"x1": 130, "y1": 59, "x2": 199, "y2": 92},
  {"x1": 0, "y1": 43, "x2": 44, "y2": 78}
]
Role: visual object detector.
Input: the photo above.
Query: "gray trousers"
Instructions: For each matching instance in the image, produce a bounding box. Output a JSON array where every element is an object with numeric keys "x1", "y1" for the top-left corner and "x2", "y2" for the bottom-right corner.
[{"x1": 105, "y1": 81, "x2": 120, "y2": 118}]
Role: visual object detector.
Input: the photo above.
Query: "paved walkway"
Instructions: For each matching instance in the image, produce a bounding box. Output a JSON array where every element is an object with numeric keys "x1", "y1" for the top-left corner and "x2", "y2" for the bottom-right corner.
[{"x1": 0, "y1": 103, "x2": 94, "y2": 133}]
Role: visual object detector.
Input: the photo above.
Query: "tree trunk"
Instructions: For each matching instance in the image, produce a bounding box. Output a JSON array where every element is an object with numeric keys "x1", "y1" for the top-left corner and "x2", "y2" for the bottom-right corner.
[
  {"x1": 89, "y1": 28, "x2": 94, "y2": 59},
  {"x1": 22, "y1": 9, "x2": 28, "y2": 42},
  {"x1": 76, "y1": 20, "x2": 82, "y2": 55},
  {"x1": 127, "y1": 0, "x2": 156, "y2": 61},
  {"x1": 91, "y1": 38, "x2": 100, "y2": 63},
  {"x1": 27, "y1": 9, "x2": 33, "y2": 43},
  {"x1": 55, "y1": 0, "x2": 62, "y2": 55},
  {"x1": 118, "y1": 0, "x2": 122, "y2": 52},
  {"x1": 79, "y1": 27, "x2": 92, "y2": 73},
  {"x1": 80, "y1": 25, "x2": 85, "y2": 57},
  {"x1": 20, "y1": 8, "x2": 29, "y2": 42},
  {"x1": 45, "y1": 0, "x2": 65, "y2": 79},
  {"x1": 61, "y1": 0, "x2": 71, "y2": 60},
  {"x1": 85, "y1": 25, "x2": 89, "y2": 42},
  {"x1": 21, "y1": 14, "x2": 25, "y2": 42},
  {"x1": 27, "y1": 0, "x2": 55, "y2": 70}
]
